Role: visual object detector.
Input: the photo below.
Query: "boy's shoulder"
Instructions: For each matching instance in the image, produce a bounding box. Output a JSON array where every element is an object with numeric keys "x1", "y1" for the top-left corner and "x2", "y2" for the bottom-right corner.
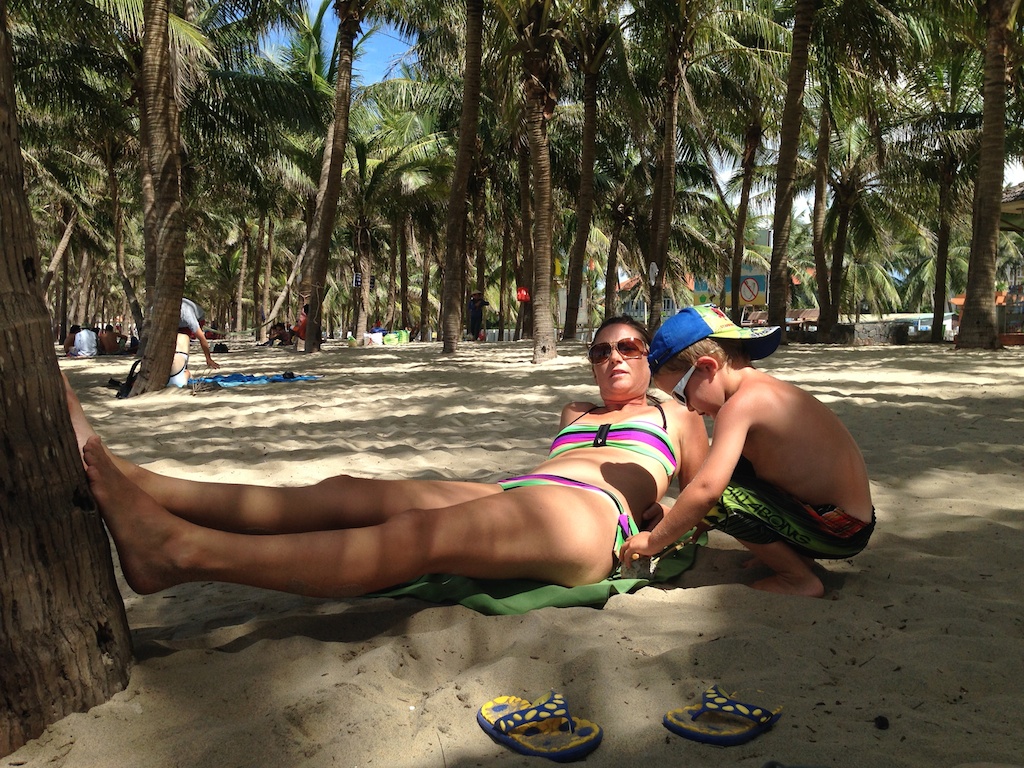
[{"x1": 722, "y1": 369, "x2": 807, "y2": 418}]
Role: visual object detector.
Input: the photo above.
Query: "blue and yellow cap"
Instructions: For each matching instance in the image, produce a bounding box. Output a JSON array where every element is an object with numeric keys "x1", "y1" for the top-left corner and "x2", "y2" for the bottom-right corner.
[{"x1": 648, "y1": 304, "x2": 781, "y2": 372}]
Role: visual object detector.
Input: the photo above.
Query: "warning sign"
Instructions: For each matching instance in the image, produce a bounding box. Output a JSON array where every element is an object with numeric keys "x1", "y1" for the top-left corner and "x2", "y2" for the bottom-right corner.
[
  {"x1": 740, "y1": 277, "x2": 759, "y2": 303},
  {"x1": 693, "y1": 270, "x2": 767, "y2": 308}
]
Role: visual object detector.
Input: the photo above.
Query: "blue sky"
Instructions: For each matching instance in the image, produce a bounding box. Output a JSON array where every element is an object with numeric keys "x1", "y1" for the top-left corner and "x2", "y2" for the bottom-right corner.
[{"x1": 353, "y1": 23, "x2": 414, "y2": 84}]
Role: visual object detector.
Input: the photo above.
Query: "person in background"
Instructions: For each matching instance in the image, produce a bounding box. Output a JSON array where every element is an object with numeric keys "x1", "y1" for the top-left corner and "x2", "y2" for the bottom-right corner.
[
  {"x1": 64, "y1": 325, "x2": 98, "y2": 358},
  {"x1": 170, "y1": 298, "x2": 220, "y2": 388},
  {"x1": 468, "y1": 292, "x2": 488, "y2": 341}
]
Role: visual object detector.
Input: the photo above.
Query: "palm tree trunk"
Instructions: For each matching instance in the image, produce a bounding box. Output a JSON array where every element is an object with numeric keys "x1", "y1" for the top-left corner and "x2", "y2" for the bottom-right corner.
[
  {"x1": 604, "y1": 219, "x2": 623, "y2": 320},
  {"x1": 517, "y1": 143, "x2": 535, "y2": 339},
  {"x1": 106, "y1": 157, "x2": 144, "y2": 334},
  {"x1": 251, "y1": 215, "x2": 265, "y2": 340},
  {"x1": 262, "y1": 218, "x2": 274, "y2": 335},
  {"x1": 441, "y1": 0, "x2": 483, "y2": 353},
  {"x1": 236, "y1": 222, "x2": 249, "y2": 332},
  {"x1": 419, "y1": 231, "x2": 432, "y2": 341},
  {"x1": 41, "y1": 207, "x2": 76, "y2": 295},
  {"x1": 829, "y1": 198, "x2": 852, "y2": 316},
  {"x1": 730, "y1": 121, "x2": 761, "y2": 324},
  {"x1": 959, "y1": 0, "x2": 1013, "y2": 349},
  {"x1": 648, "y1": 43, "x2": 681, "y2": 333},
  {"x1": 400, "y1": 215, "x2": 411, "y2": 330},
  {"x1": 0, "y1": 0, "x2": 131, "y2": 750},
  {"x1": 812, "y1": 99, "x2": 834, "y2": 336},
  {"x1": 769, "y1": 0, "x2": 816, "y2": 333},
  {"x1": 499, "y1": 215, "x2": 511, "y2": 341},
  {"x1": 133, "y1": 0, "x2": 185, "y2": 394},
  {"x1": 563, "y1": 70, "x2": 599, "y2": 339},
  {"x1": 524, "y1": 69, "x2": 556, "y2": 361},
  {"x1": 931, "y1": 168, "x2": 953, "y2": 343},
  {"x1": 303, "y1": 2, "x2": 360, "y2": 353}
]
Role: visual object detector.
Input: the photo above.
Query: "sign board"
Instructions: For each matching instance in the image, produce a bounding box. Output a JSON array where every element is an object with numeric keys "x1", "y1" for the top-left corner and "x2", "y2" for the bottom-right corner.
[{"x1": 693, "y1": 267, "x2": 767, "y2": 307}]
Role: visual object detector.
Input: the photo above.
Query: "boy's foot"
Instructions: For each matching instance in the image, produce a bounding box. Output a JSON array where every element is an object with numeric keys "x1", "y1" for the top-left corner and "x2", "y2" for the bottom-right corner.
[
  {"x1": 83, "y1": 436, "x2": 185, "y2": 595},
  {"x1": 752, "y1": 571, "x2": 825, "y2": 598}
]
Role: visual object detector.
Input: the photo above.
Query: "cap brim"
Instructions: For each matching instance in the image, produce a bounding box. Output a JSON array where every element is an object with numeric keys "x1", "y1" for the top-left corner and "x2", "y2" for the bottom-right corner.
[{"x1": 710, "y1": 325, "x2": 781, "y2": 360}]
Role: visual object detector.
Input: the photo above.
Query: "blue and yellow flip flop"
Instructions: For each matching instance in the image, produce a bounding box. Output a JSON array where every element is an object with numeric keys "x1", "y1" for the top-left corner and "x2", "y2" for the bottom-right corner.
[
  {"x1": 664, "y1": 684, "x2": 781, "y2": 746},
  {"x1": 477, "y1": 691, "x2": 603, "y2": 762}
]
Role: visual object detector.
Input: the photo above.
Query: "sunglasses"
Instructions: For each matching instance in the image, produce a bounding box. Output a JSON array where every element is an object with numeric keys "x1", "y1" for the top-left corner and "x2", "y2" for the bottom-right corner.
[
  {"x1": 671, "y1": 365, "x2": 698, "y2": 407},
  {"x1": 588, "y1": 337, "x2": 647, "y2": 364}
]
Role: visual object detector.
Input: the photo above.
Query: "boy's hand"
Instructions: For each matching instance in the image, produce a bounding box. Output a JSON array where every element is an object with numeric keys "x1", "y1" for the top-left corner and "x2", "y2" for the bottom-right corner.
[
  {"x1": 618, "y1": 531, "x2": 658, "y2": 563},
  {"x1": 640, "y1": 501, "x2": 668, "y2": 530}
]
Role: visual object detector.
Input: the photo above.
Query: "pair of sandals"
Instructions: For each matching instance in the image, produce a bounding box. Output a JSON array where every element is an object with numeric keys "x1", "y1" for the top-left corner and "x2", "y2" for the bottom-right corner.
[{"x1": 477, "y1": 684, "x2": 782, "y2": 762}]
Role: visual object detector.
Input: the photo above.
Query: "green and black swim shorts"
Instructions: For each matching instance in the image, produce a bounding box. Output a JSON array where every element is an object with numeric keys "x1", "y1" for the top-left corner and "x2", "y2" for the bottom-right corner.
[{"x1": 703, "y1": 458, "x2": 875, "y2": 559}]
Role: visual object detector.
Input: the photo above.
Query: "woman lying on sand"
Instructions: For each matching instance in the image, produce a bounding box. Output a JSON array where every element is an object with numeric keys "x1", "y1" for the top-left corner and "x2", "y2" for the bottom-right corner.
[{"x1": 68, "y1": 316, "x2": 709, "y2": 598}]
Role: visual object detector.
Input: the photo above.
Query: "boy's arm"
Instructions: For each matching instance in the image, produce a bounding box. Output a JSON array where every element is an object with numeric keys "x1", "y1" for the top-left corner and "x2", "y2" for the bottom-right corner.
[{"x1": 621, "y1": 400, "x2": 750, "y2": 557}]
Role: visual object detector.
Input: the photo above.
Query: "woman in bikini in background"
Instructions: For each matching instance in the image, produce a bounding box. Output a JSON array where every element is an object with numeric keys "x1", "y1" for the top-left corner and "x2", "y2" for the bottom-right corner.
[{"x1": 69, "y1": 316, "x2": 709, "y2": 598}]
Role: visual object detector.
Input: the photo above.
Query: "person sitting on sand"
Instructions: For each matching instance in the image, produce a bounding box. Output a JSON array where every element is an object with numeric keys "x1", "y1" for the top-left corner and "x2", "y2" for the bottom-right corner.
[
  {"x1": 619, "y1": 305, "x2": 875, "y2": 597},
  {"x1": 66, "y1": 316, "x2": 710, "y2": 598},
  {"x1": 64, "y1": 324, "x2": 98, "y2": 357},
  {"x1": 97, "y1": 324, "x2": 127, "y2": 355}
]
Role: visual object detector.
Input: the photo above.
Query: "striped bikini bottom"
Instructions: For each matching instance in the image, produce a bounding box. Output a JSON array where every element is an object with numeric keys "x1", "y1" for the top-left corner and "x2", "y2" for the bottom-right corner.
[{"x1": 497, "y1": 473, "x2": 639, "y2": 558}]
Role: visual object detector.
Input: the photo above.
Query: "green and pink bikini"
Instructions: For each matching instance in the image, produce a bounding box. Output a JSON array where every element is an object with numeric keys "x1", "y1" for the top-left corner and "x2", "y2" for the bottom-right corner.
[{"x1": 498, "y1": 403, "x2": 679, "y2": 526}]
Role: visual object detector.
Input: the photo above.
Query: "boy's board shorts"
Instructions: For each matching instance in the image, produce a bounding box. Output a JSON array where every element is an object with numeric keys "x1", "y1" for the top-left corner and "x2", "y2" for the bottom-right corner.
[{"x1": 704, "y1": 458, "x2": 875, "y2": 559}]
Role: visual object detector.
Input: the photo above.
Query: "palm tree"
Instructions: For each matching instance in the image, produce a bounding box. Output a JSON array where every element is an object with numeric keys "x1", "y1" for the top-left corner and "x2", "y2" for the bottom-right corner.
[
  {"x1": 895, "y1": 33, "x2": 982, "y2": 341},
  {"x1": 768, "y1": 0, "x2": 815, "y2": 333},
  {"x1": 958, "y1": 0, "x2": 1022, "y2": 348},
  {"x1": 561, "y1": 0, "x2": 625, "y2": 339},
  {"x1": 300, "y1": 0, "x2": 368, "y2": 352}
]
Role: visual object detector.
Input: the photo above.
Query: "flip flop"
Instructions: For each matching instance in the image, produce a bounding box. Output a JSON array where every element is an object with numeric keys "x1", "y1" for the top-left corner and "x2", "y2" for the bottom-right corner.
[
  {"x1": 664, "y1": 684, "x2": 781, "y2": 746},
  {"x1": 477, "y1": 691, "x2": 603, "y2": 762}
]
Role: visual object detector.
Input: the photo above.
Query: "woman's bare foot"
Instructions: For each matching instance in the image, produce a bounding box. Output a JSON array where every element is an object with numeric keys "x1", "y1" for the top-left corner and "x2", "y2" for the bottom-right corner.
[{"x1": 83, "y1": 436, "x2": 190, "y2": 595}]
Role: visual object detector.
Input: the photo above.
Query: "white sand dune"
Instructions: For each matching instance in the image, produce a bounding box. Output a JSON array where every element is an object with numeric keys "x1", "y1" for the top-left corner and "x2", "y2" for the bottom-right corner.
[{"x1": 6, "y1": 340, "x2": 1023, "y2": 768}]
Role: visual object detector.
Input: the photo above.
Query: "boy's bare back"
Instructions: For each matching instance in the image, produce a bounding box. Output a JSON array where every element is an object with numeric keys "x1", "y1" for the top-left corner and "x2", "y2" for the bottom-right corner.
[{"x1": 712, "y1": 367, "x2": 873, "y2": 523}]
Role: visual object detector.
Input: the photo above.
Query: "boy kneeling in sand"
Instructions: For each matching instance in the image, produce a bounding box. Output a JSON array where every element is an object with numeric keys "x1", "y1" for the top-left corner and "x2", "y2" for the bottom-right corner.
[{"x1": 619, "y1": 305, "x2": 875, "y2": 597}]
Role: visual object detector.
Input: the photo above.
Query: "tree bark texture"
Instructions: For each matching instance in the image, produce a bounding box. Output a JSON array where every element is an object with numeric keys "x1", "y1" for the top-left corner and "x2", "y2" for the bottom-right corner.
[
  {"x1": 524, "y1": 59, "x2": 556, "y2": 362},
  {"x1": 133, "y1": 0, "x2": 185, "y2": 393},
  {"x1": 0, "y1": 0, "x2": 132, "y2": 752}
]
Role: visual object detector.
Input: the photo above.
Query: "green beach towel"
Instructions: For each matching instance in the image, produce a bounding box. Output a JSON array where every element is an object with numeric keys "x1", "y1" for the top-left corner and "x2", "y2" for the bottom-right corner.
[{"x1": 372, "y1": 540, "x2": 702, "y2": 615}]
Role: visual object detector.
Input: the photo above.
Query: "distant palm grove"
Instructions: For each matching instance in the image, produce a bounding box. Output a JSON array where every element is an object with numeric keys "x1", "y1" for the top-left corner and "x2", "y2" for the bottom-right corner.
[{"x1": 9, "y1": 0, "x2": 1024, "y2": 381}]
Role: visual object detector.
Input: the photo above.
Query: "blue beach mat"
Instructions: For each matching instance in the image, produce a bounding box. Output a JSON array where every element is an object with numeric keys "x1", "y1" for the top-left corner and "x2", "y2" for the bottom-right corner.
[
  {"x1": 371, "y1": 541, "x2": 703, "y2": 615},
  {"x1": 191, "y1": 372, "x2": 321, "y2": 388}
]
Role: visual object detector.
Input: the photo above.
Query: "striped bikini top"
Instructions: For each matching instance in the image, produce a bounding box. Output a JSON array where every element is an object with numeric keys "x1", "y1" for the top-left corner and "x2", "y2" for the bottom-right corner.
[{"x1": 548, "y1": 402, "x2": 678, "y2": 476}]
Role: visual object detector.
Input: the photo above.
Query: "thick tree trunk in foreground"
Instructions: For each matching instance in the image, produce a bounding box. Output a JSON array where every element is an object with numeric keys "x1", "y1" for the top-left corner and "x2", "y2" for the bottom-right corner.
[{"x1": 0, "y1": 0, "x2": 132, "y2": 753}]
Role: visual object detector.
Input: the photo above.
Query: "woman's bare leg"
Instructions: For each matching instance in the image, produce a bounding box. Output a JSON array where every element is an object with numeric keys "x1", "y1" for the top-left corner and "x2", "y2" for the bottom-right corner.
[
  {"x1": 83, "y1": 436, "x2": 617, "y2": 596},
  {"x1": 64, "y1": 373, "x2": 499, "y2": 533}
]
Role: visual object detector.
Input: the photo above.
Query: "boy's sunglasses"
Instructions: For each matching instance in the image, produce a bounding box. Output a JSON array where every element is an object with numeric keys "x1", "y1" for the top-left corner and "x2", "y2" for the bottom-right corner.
[
  {"x1": 671, "y1": 365, "x2": 698, "y2": 407},
  {"x1": 588, "y1": 337, "x2": 647, "y2": 364}
]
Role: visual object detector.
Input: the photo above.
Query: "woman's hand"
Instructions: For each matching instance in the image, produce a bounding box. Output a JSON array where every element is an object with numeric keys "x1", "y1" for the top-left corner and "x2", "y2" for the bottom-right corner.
[{"x1": 618, "y1": 531, "x2": 659, "y2": 563}]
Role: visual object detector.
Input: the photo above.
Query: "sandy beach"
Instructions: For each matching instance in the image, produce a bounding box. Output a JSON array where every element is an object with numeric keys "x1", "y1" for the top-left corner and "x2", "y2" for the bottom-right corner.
[{"x1": 6, "y1": 339, "x2": 1024, "y2": 768}]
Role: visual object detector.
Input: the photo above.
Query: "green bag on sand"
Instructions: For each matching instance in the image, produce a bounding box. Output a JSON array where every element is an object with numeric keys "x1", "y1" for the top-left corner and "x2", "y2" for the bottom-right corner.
[{"x1": 371, "y1": 540, "x2": 702, "y2": 616}]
